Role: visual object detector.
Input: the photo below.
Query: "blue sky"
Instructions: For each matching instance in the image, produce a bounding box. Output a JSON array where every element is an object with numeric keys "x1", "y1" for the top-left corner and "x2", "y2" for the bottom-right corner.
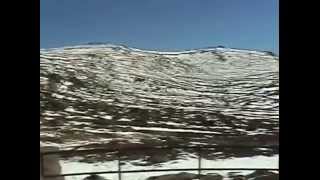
[{"x1": 41, "y1": 0, "x2": 278, "y2": 53}]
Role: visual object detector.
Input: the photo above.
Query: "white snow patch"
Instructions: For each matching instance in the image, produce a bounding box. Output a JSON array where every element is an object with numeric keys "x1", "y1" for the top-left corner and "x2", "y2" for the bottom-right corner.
[
  {"x1": 102, "y1": 115, "x2": 113, "y2": 120},
  {"x1": 118, "y1": 118, "x2": 131, "y2": 122},
  {"x1": 131, "y1": 126, "x2": 221, "y2": 135}
]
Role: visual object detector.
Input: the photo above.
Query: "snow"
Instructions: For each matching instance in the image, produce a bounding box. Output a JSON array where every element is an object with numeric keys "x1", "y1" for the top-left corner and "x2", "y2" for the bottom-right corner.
[
  {"x1": 102, "y1": 115, "x2": 113, "y2": 120},
  {"x1": 131, "y1": 126, "x2": 222, "y2": 135},
  {"x1": 41, "y1": 43, "x2": 279, "y2": 180},
  {"x1": 60, "y1": 154, "x2": 278, "y2": 180}
]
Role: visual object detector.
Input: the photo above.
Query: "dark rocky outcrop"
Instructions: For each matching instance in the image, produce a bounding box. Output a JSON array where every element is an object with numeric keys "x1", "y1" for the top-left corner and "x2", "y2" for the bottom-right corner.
[
  {"x1": 245, "y1": 170, "x2": 279, "y2": 180},
  {"x1": 231, "y1": 175, "x2": 246, "y2": 180},
  {"x1": 83, "y1": 174, "x2": 110, "y2": 180},
  {"x1": 198, "y1": 173, "x2": 223, "y2": 180},
  {"x1": 146, "y1": 172, "x2": 197, "y2": 180},
  {"x1": 146, "y1": 172, "x2": 223, "y2": 180}
]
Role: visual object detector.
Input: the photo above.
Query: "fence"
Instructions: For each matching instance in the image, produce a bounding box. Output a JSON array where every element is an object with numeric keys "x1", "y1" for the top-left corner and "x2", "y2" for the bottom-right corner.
[{"x1": 40, "y1": 144, "x2": 279, "y2": 179}]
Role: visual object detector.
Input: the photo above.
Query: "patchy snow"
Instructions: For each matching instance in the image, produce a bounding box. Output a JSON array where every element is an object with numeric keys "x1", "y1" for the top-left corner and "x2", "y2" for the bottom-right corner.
[{"x1": 60, "y1": 154, "x2": 278, "y2": 180}]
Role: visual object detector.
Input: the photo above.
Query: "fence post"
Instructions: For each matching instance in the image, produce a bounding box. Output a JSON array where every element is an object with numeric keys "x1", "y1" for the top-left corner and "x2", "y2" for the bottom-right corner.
[
  {"x1": 40, "y1": 153, "x2": 44, "y2": 179},
  {"x1": 118, "y1": 150, "x2": 122, "y2": 180},
  {"x1": 198, "y1": 147, "x2": 202, "y2": 176}
]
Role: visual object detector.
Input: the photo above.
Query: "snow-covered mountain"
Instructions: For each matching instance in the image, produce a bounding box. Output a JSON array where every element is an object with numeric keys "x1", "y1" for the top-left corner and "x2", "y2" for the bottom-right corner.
[{"x1": 40, "y1": 44, "x2": 278, "y2": 180}]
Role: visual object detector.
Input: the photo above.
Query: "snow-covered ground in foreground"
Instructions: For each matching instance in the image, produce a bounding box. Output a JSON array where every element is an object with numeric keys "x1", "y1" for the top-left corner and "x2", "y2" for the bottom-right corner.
[{"x1": 61, "y1": 155, "x2": 278, "y2": 180}]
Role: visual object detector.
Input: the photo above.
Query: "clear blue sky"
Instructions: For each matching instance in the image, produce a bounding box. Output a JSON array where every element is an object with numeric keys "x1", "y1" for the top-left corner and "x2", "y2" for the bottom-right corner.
[{"x1": 41, "y1": 0, "x2": 278, "y2": 53}]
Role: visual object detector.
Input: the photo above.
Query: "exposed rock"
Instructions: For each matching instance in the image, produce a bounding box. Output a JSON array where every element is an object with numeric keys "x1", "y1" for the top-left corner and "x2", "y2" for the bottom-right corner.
[
  {"x1": 231, "y1": 175, "x2": 247, "y2": 180},
  {"x1": 250, "y1": 174, "x2": 279, "y2": 180},
  {"x1": 146, "y1": 172, "x2": 197, "y2": 180},
  {"x1": 146, "y1": 172, "x2": 224, "y2": 180},
  {"x1": 198, "y1": 173, "x2": 223, "y2": 180},
  {"x1": 246, "y1": 170, "x2": 279, "y2": 180},
  {"x1": 83, "y1": 174, "x2": 110, "y2": 180}
]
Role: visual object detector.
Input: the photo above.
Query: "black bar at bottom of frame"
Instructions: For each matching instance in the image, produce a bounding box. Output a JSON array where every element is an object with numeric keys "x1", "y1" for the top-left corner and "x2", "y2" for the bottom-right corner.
[{"x1": 43, "y1": 168, "x2": 279, "y2": 178}]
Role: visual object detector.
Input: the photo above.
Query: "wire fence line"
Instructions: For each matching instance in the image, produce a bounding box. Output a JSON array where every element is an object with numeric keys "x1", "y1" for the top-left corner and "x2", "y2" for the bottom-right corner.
[{"x1": 41, "y1": 144, "x2": 279, "y2": 179}]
